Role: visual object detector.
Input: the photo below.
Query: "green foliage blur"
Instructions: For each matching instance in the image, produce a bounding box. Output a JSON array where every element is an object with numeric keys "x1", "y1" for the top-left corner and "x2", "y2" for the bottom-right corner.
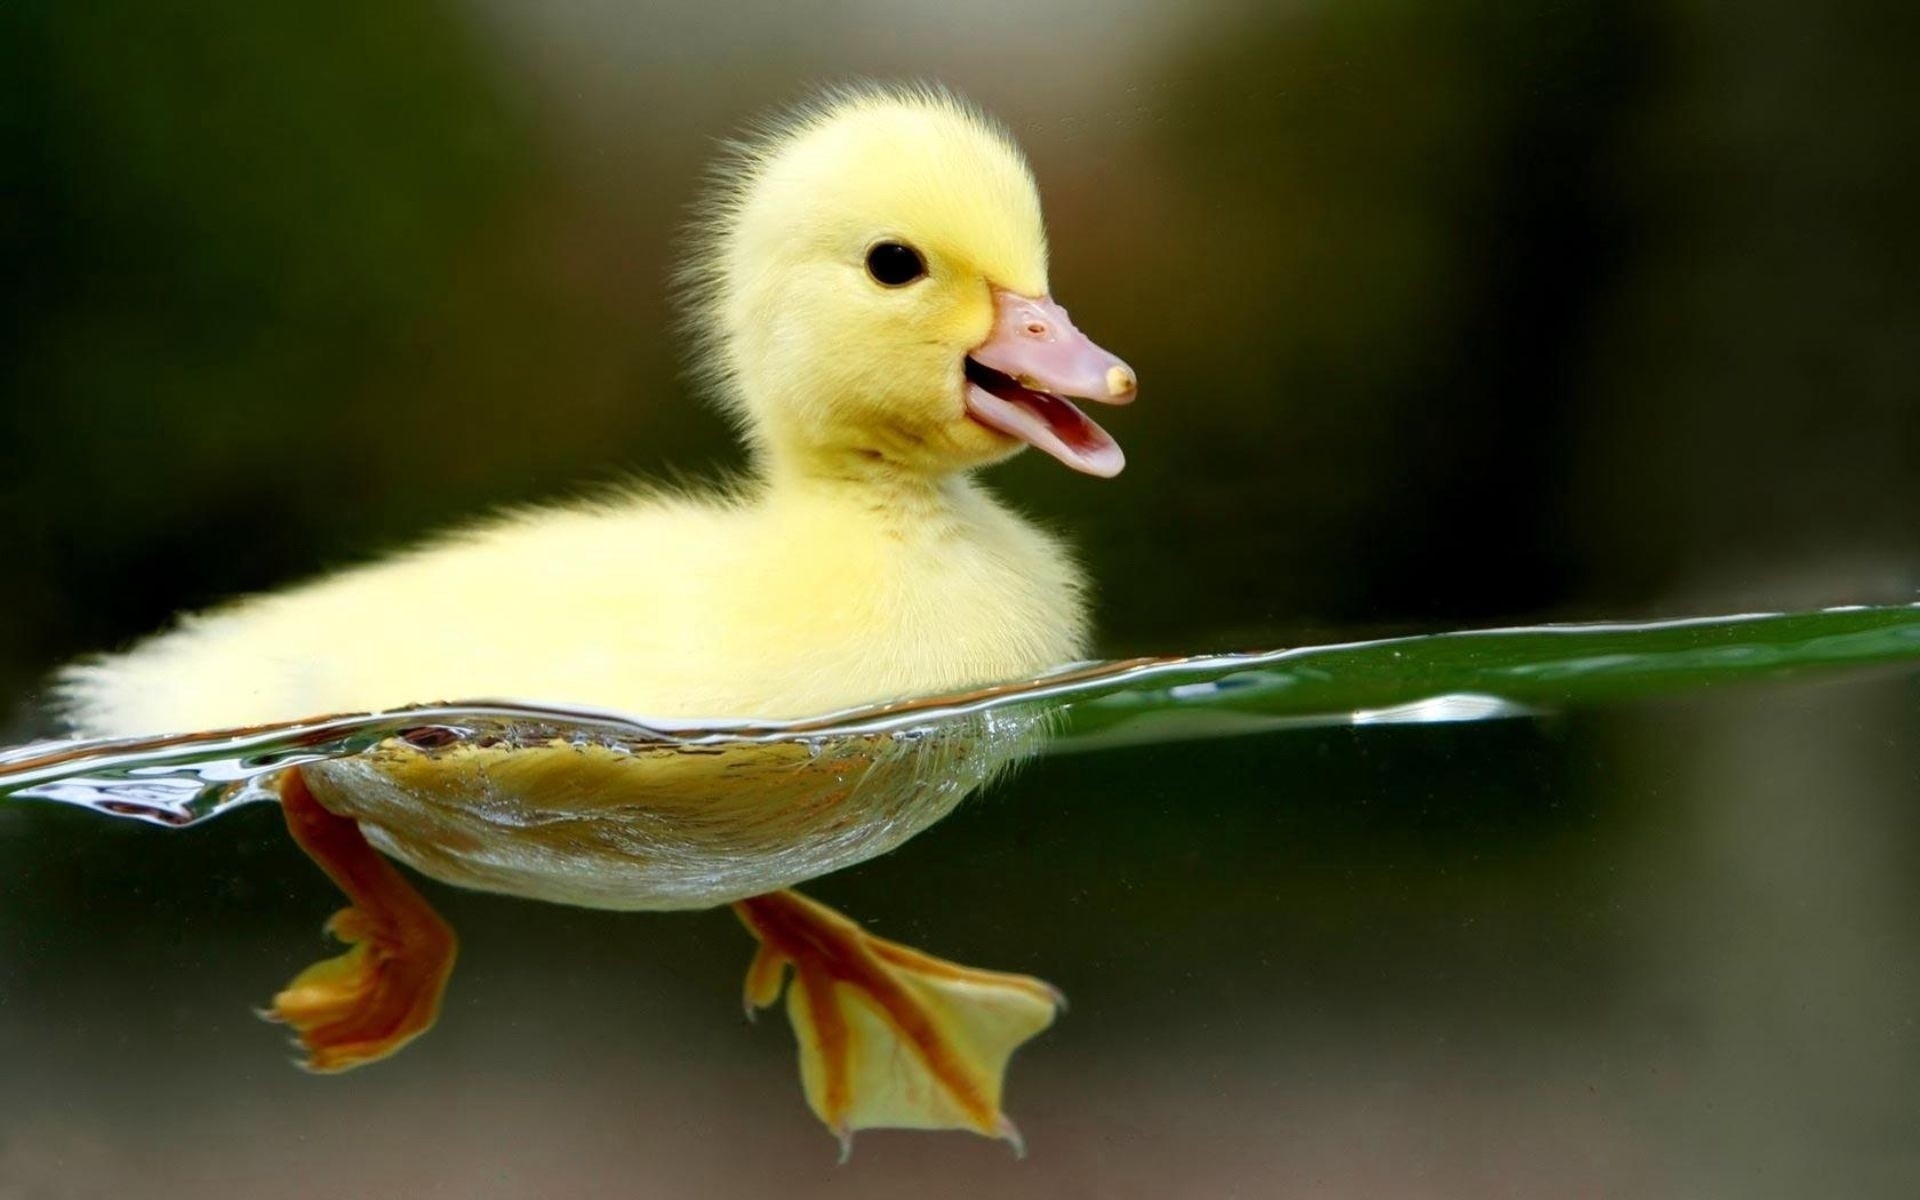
[{"x1": 4, "y1": 0, "x2": 1918, "y2": 719}]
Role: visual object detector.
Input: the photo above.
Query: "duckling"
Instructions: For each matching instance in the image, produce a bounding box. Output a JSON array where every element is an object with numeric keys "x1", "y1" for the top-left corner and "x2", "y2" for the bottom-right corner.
[{"x1": 58, "y1": 83, "x2": 1137, "y2": 1155}]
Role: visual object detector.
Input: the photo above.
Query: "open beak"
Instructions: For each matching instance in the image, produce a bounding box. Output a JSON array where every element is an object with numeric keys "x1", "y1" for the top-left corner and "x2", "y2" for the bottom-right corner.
[{"x1": 963, "y1": 288, "x2": 1137, "y2": 478}]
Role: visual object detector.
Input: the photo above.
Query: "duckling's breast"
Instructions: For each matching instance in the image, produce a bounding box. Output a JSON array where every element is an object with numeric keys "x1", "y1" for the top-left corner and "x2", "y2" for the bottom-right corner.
[{"x1": 300, "y1": 706, "x2": 1049, "y2": 910}]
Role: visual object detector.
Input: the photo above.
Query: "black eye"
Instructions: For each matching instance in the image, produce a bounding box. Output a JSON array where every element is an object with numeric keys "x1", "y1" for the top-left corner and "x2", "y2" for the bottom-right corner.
[{"x1": 865, "y1": 241, "x2": 927, "y2": 287}]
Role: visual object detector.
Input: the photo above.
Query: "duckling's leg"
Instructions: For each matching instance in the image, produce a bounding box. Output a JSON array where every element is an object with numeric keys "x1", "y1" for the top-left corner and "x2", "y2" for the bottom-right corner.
[
  {"x1": 262, "y1": 767, "x2": 458, "y2": 1072},
  {"x1": 734, "y1": 889, "x2": 1061, "y2": 1158}
]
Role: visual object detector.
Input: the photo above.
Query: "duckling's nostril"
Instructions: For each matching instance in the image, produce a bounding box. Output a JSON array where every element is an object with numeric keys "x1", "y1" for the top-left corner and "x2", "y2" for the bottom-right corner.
[
  {"x1": 1024, "y1": 321, "x2": 1048, "y2": 337},
  {"x1": 1106, "y1": 365, "x2": 1137, "y2": 399}
]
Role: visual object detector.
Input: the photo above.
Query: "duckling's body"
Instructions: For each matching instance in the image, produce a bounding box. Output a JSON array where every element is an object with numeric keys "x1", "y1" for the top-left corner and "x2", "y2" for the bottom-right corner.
[
  {"x1": 63, "y1": 471, "x2": 1085, "y2": 735},
  {"x1": 56, "y1": 84, "x2": 1138, "y2": 1156}
]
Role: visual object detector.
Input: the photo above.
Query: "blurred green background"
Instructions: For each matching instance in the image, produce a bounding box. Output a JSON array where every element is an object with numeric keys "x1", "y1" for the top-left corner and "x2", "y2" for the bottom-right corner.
[{"x1": 4, "y1": 2, "x2": 1920, "y2": 1197}]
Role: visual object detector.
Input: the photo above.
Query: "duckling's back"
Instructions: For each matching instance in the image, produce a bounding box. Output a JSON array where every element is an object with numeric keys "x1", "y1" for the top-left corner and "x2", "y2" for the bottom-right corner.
[{"x1": 59, "y1": 479, "x2": 1088, "y2": 738}]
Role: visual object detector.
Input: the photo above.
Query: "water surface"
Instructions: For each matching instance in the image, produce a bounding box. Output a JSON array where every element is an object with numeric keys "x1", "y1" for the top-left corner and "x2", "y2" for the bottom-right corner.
[{"x1": 6, "y1": 603, "x2": 1916, "y2": 826}]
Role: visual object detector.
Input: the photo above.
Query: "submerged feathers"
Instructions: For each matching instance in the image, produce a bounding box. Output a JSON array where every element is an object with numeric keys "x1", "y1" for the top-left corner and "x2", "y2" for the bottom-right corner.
[{"x1": 301, "y1": 708, "x2": 1050, "y2": 911}]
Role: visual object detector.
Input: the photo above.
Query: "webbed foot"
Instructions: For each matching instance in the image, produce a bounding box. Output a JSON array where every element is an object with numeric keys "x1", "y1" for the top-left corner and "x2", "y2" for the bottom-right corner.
[
  {"x1": 265, "y1": 768, "x2": 457, "y2": 1072},
  {"x1": 734, "y1": 889, "x2": 1061, "y2": 1157}
]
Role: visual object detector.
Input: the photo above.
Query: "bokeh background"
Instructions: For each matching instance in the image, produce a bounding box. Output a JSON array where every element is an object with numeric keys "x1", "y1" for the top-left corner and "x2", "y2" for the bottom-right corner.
[{"x1": 4, "y1": 2, "x2": 1920, "y2": 1197}]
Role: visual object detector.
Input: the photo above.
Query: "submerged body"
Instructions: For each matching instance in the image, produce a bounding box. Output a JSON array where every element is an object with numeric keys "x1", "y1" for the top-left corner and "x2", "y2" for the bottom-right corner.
[
  {"x1": 56, "y1": 85, "x2": 1138, "y2": 1153},
  {"x1": 301, "y1": 711, "x2": 1049, "y2": 911}
]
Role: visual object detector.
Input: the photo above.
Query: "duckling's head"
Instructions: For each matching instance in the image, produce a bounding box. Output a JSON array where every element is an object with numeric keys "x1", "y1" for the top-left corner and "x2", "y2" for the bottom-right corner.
[{"x1": 686, "y1": 84, "x2": 1135, "y2": 482}]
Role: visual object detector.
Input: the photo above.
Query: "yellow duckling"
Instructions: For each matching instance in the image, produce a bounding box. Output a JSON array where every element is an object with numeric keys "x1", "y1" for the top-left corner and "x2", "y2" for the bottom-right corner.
[{"x1": 58, "y1": 83, "x2": 1136, "y2": 1155}]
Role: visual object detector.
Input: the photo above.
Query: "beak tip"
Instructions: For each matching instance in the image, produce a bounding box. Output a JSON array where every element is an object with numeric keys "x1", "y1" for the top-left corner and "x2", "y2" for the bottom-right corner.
[{"x1": 1105, "y1": 364, "x2": 1138, "y2": 402}]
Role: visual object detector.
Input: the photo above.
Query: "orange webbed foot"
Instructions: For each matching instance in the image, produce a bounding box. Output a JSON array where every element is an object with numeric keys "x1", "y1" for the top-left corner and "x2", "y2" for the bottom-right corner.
[
  {"x1": 735, "y1": 889, "x2": 1062, "y2": 1158},
  {"x1": 265, "y1": 769, "x2": 458, "y2": 1072},
  {"x1": 267, "y1": 898, "x2": 456, "y2": 1072}
]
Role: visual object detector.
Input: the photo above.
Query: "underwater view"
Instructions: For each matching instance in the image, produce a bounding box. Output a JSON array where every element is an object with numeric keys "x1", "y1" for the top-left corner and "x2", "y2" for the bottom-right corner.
[{"x1": 5, "y1": 1, "x2": 1920, "y2": 1198}]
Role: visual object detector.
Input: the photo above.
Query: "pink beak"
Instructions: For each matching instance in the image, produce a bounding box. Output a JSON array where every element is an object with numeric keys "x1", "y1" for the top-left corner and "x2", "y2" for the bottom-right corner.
[{"x1": 963, "y1": 288, "x2": 1137, "y2": 478}]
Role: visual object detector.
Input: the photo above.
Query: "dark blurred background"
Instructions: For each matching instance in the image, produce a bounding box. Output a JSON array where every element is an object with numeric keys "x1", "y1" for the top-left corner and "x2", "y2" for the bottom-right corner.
[{"x1": 4, "y1": 2, "x2": 1920, "y2": 1197}]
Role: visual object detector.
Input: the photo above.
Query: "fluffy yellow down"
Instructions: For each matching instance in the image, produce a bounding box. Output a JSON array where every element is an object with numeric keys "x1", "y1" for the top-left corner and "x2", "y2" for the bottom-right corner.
[{"x1": 59, "y1": 85, "x2": 1090, "y2": 737}]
